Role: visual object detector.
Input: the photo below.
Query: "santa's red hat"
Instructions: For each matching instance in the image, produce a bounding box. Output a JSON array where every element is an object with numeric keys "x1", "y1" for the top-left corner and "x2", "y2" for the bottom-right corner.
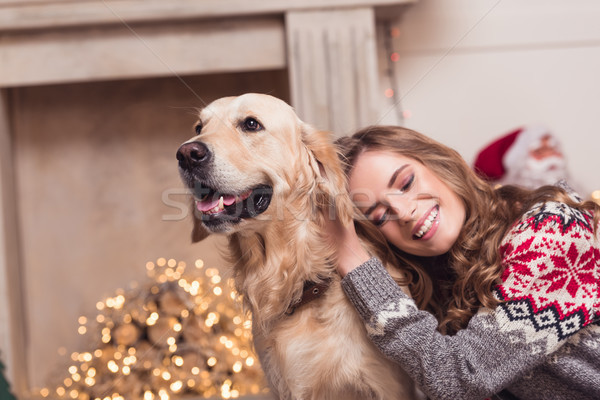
[{"x1": 473, "y1": 125, "x2": 552, "y2": 182}]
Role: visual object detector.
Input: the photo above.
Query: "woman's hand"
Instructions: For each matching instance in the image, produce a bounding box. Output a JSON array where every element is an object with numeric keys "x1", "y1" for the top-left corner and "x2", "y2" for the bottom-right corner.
[{"x1": 324, "y1": 216, "x2": 370, "y2": 277}]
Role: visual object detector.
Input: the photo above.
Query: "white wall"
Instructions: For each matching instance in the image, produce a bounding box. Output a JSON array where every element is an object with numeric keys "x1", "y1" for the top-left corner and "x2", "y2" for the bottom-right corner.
[{"x1": 376, "y1": 0, "x2": 600, "y2": 197}]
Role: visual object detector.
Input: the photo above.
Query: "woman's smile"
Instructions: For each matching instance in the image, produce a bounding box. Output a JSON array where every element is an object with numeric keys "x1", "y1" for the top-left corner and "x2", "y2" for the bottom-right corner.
[{"x1": 412, "y1": 205, "x2": 439, "y2": 240}]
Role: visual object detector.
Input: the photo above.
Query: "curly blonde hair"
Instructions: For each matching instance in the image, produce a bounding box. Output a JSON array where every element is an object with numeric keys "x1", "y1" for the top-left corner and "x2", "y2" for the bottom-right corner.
[{"x1": 336, "y1": 126, "x2": 599, "y2": 335}]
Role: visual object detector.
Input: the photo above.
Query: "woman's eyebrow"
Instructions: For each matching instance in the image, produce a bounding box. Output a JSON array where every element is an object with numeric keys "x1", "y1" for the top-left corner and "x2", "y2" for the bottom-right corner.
[{"x1": 388, "y1": 164, "x2": 409, "y2": 188}]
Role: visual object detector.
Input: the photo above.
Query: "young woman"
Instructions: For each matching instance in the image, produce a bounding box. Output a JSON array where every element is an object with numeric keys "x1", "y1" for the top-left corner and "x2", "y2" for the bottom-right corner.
[{"x1": 329, "y1": 126, "x2": 600, "y2": 400}]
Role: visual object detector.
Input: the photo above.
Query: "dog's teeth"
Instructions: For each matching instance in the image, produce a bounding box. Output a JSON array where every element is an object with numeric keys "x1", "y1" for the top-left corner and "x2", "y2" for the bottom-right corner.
[{"x1": 219, "y1": 196, "x2": 224, "y2": 210}]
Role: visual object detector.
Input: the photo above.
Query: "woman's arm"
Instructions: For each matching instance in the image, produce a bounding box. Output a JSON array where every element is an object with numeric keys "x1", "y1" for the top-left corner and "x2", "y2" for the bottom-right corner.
[
  {"x1": 343, "y1": 258, "x2": 540, "y2": 400},
  {"x1": 337, "y1": 202, "x2": 600, "y2": 400}
]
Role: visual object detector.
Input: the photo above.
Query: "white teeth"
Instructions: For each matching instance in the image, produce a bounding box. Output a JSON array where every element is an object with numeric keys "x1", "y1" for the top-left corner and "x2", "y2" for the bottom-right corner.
[
  {"x1": 414, "y1": 207, "x2": 439, "y2": 238},
  {"x1": 204, "y1": 196, "x2": 225, "y2": 215}
]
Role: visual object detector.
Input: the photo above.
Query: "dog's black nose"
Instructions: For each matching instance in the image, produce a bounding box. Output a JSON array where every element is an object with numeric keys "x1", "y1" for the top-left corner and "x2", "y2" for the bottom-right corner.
[{"x1": 176, "y1": 141, "x2": 211, "y2": 170}]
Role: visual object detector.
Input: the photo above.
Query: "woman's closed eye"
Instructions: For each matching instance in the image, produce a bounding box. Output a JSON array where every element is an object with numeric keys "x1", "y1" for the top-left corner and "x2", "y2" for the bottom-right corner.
[
  {"x1": 371, "y1": 173, "x2": 415, "y2": 227},
  {"x1": 399, "y1": 173, "x2": 415, "y2": 193},
  {"x1": 372, "y1": 209, "x2": 389, "y2": 227}
]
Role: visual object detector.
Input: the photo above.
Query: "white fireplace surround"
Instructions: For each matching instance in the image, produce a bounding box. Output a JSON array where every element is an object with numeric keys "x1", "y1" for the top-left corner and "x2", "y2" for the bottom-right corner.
[{"x1": 0, "y1": 0, "x2": 415, "y2": 396}]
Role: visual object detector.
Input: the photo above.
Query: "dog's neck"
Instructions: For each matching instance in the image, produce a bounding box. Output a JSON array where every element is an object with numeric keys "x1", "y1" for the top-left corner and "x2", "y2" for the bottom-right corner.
[
  {"x1": 284, "y1": 276, "x2": 334, "y2": 315},
  {"x1": 228, "y1": 218, "x2": 335, "y2": 332}
]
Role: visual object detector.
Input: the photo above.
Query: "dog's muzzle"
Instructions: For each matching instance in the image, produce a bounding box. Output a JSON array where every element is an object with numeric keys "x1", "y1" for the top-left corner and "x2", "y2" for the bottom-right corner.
[{"x1": 176, "y1": 141, "x2": 273, "y2": 229}]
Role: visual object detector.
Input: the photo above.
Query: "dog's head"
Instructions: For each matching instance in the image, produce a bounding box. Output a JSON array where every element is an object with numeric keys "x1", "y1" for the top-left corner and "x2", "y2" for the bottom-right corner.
[{"x1": 176, "y1": 93, "x2": 353, "y2": 241}]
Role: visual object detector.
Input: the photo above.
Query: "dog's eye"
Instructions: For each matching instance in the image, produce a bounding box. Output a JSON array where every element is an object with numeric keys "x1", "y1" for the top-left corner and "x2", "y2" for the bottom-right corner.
[
  {"x1": 241, "y1": 117, "x2": 263, "y2": 132},
  {"x1": 194, "y1": 123, "x2": 203, "y2": 135}
]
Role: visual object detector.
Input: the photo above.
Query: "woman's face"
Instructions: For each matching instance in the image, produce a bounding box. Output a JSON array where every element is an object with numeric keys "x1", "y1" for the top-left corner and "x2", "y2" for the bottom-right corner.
[{"x1": 349, "y1": 150, "x2": 466, "y2": 257}]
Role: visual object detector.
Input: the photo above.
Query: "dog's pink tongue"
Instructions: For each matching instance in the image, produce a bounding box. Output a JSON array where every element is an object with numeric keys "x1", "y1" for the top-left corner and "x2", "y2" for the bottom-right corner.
[
  {"x1": 222, "y1": 195, "x2": 236, "y2": 206},
  {"x1": 196, "y1": 195, "x2": 237, "y2": 212},
  {"x1": 197, "y1": 198, "x2": 219, "y2": 212}
]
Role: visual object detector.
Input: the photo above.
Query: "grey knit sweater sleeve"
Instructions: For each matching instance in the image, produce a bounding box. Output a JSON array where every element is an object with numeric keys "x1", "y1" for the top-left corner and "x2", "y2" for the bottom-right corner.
[
  {"x1": 342, "y1": 258, "x2": 541, "y2": 400},
  {"x1": 340, "y1": 201, "x2": 600, "y2": 400}
]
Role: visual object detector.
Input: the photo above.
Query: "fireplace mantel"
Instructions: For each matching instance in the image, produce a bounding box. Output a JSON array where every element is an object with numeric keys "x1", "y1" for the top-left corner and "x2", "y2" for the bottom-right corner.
[
  {"x1": 0, "y1": 0, "x2": 414, "y2": 31},
  {"x1": 0, "y1": 0, "x2": 415, "y2": 396},
  {"x1": 0, "y1": 0, "x2": 415, "y2": 130},
  {"x1": 0, "y1": 0, "x2": 415, "y2": 131}
]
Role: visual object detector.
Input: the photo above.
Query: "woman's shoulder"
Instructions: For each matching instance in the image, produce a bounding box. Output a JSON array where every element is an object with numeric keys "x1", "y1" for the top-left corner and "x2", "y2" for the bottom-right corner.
[
  {"x1": 508, "y1": 181, "x2": 595, "y2": 239},
  {"x1": 514, "y1": 199, "x2": 595, "y2": 235},
  {"x1": 494, "y1": 186, "x2": 600, "y2": 340},
  {"x1": 499, "y1": 187, "x2": 598, "y2": 265}
]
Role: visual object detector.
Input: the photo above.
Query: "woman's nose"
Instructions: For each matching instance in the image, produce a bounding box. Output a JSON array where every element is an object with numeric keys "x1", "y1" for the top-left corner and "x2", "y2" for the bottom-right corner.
[{"x1": 385, "y1": 192, "x2": 416, "y2": 222}]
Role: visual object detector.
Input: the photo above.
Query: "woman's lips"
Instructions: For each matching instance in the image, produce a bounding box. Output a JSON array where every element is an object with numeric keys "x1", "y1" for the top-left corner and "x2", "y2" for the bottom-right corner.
[{"x1": 412, "y1": 205, "x2": 439, "y2": 239}]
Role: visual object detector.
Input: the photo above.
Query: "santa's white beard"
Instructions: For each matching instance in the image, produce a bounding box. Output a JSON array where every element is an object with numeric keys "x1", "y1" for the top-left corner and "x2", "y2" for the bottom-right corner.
[{"x1": 503, "y1": 156, "x2": 569, "y2": 189}]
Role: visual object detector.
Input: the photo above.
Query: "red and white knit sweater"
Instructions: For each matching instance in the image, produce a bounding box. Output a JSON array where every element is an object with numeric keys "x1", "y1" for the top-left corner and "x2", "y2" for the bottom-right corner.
[
  {"x1": 341, "y1": 199, "x2": 600, "y2": 400},
  {"x1": 495, "y1": 199, "x2": 599, "y2": 352}
]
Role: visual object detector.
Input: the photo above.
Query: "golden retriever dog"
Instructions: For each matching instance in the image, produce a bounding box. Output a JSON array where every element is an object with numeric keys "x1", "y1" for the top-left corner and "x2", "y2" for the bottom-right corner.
[{"x1": 176, "y1": 93, "x2": 418, "y2": 400}]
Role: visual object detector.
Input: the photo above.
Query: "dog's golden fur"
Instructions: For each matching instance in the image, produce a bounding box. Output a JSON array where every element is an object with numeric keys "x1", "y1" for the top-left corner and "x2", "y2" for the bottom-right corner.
[{"x1": 178, "y1": 94, "x2": 417, "y2": 399}]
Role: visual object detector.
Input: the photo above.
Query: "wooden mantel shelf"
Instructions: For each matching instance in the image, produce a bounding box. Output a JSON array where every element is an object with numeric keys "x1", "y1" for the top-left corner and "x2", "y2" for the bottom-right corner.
[
  {"x1": 0, "y1": 0, "x2": 415, "y2": 89},
  {"x1": 0, "y1": 0, "x2": 415, "y2": 31}
]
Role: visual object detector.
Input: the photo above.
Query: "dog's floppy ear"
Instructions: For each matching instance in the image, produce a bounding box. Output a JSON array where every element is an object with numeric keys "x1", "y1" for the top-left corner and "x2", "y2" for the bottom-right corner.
[
  {"x1": 190, "y1": 203, "x2": 210, "y2": 243},
  {"x1": 301, "y1": 123, "x2": 354, "y2": 227}
]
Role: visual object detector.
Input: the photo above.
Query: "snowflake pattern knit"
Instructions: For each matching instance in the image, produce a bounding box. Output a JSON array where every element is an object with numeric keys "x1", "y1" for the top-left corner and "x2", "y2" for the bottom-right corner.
[
  {"x1": 495, "y1": 200, "x2": 599, "y2": 352},
  {"x1": 341, "y1": 200, "x2": 600, "y2": 400}
]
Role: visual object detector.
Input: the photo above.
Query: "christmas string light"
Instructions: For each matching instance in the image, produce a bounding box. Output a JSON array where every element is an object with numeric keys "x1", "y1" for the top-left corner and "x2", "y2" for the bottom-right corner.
[
  {"x1": 41, "y1": 258, "x2": 267, "y2": 400},
  {"x1": 382, "y1": 20, "x2": 407, "y2": 125}
]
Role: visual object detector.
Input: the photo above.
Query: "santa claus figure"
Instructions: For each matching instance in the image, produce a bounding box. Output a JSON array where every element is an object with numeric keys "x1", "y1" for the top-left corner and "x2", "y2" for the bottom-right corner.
[{"x1": 474, "y1": 125, "x2": 574, "y2": 190}]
